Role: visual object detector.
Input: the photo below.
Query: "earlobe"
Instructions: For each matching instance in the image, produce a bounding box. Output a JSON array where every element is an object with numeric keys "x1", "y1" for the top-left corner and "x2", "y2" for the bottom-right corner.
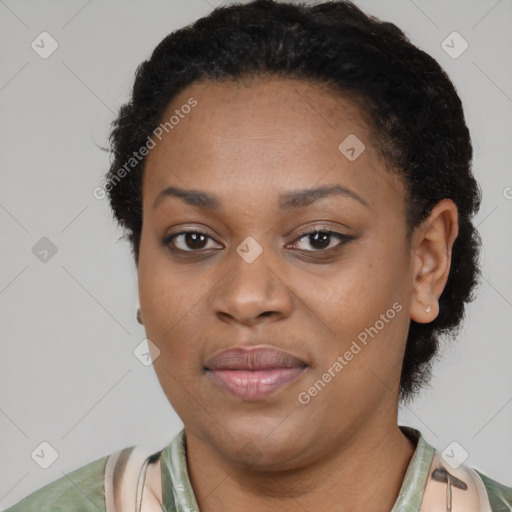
[
  {"x1": 410, "y1": 285, "x2": 439, "y2": 323},
  {"x1": 410, "y1": 252, "x2": 439, "y2": 323}
]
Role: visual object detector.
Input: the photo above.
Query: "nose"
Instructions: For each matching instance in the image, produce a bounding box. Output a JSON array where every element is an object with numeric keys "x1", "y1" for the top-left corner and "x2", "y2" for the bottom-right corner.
[{"x1": 211, "y1": 242, "x2": 294, "y2": 327}]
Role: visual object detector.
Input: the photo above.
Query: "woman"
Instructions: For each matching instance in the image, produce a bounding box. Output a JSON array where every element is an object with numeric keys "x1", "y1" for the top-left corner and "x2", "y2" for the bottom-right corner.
[{"x1": 6, "y1": 0, "x2": 511, "y2": 511}]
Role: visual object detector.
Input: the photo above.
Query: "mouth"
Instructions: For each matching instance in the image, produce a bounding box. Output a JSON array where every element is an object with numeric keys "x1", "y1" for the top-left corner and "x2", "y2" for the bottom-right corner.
[
  {"x1": 205, "y1": 367, "x2": 307, "y2": 400},
  {"x1": 204, "y1": 346, "x2": 308, "y2": 401}
]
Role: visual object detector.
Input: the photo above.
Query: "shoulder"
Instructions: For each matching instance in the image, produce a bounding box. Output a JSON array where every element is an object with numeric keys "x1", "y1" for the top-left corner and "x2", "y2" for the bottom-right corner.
[
  {"x1": 474, "y1": 469, "x2": 512, "y2": 511},
  {"x1": 403, "y1": 427, "x2": 512, "y2": 512},
  {"x1": 4, "y1": 453, "x2": 109, "y2": 512},
  {"x1": 422, "y1": 448, "x2": 512, "y2": 512}
]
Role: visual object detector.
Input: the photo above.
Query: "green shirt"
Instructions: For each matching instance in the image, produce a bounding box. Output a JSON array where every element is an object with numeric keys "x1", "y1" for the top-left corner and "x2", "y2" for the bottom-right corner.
[{"x1": 5, "y1": 426, "x2": 512, "y2": 511}]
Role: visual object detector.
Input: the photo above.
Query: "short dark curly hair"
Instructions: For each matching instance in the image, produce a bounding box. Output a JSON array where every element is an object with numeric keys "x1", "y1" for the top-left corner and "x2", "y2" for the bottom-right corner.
[{"x1": 103, "y1": 0, "x2": 482, "y2": 404}]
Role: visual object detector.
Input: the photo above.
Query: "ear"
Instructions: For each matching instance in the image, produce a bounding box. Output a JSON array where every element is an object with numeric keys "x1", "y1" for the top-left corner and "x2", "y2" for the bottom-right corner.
[{"x1": 410, "y1": 199, "x2": 459, "y2": 323}]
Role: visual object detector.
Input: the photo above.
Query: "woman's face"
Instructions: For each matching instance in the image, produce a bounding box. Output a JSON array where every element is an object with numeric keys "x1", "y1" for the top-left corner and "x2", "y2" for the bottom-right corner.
[{"x1": 138, "y1": 77, "x2": 418, "y2": 469}]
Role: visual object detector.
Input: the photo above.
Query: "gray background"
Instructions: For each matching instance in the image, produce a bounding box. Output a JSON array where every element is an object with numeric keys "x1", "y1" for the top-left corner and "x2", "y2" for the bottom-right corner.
[{"x1": 1, "y1": 0, "x2": 511, "y2": 508}]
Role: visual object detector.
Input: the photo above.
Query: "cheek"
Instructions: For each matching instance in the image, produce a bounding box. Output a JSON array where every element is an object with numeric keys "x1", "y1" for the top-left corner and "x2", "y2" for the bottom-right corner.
[
  {"x1": 297, "y1": 270, "x2": 408, "y2": 420},
  {"x1": 139, "y1": 270, "x2": 206, "y2": 364},
  {"x1": 137, "y1": 239, "x2": 202, "y2": 369},
  {"x1": 302, "y1": 255, "x2": 386, "y2": 330},
  {"x1": 138, "y1": 229, "x2": 199, "y2": 329},
  {"x1": 138, "y1": 258, "x2": 206, "y2": 415},
  {"x1": 301, "y1": 240, "x2": 409, "y2": 369}
]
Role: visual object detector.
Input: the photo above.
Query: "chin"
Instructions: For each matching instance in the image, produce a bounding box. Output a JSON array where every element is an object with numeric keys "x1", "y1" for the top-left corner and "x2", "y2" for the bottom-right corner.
[{"x1": 205, "y1": 416, "x2": 313, "y2": 471}]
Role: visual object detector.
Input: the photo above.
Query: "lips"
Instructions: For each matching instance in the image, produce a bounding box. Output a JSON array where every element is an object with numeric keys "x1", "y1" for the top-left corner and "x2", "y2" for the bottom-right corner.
[
  {"x1": 204, "y1": 346, "x2": 308, "y2": 401},
  {"x1": 204, "y1": 346, "x2": 307, "y2": 371}
]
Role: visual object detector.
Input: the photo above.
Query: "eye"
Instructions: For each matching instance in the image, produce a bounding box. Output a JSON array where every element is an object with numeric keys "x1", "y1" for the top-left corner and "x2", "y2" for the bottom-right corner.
[
  {"x1": 162, "y1": 230, "x2": 222, "y2": 252},
  {"x1": 289, "y1": 228, "x2": 353, "y2": 252}
]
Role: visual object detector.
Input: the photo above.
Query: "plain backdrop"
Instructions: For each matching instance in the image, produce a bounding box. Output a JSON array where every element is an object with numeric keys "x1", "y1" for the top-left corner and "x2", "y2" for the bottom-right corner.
[{"x1": 0, "y1": 0, "x2": 511, "y2": 508}]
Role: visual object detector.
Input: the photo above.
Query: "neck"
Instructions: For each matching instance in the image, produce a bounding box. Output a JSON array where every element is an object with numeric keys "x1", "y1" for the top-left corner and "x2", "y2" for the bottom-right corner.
[{"x1": 184, "y1": 421, "x2": 417, "y2": 512}]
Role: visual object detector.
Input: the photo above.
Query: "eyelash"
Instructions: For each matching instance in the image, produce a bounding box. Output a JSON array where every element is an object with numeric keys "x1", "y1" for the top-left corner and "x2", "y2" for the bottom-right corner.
[{"x1": 161, "y1": 227, "x2": 353, "y2": 256}]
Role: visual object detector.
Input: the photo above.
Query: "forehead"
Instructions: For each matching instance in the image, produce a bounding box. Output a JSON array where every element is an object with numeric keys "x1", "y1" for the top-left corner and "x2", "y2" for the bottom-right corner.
[{"x1": 142, "y1": 77, "x2": 404, "y2": 209}]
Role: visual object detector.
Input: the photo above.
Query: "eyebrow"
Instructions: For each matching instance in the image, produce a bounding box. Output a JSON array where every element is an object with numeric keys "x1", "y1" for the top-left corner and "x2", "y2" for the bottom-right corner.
[{"x1": 152, "y1": 184, "x2": 370, "y2": 210}]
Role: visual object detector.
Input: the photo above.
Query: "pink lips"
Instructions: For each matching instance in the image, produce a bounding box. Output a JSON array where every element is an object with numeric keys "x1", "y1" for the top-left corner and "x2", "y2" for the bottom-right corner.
[{"x1": 204, "y1": 346, "x2": 307, "y2": 401}]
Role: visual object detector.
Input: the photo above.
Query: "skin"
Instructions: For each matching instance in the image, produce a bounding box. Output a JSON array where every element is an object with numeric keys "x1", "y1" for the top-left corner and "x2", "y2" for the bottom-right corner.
[{"x1": 136, "y1": 77, "x2": 459, "y2": 511}]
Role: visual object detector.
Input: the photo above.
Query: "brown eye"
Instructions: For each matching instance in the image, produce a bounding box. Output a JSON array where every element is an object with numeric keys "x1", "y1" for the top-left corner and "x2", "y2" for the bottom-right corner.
[
  {"x1": 290, "y1": 229, "x2": 353, "y2": 252},
  {"x1": 163, "y1": 231, "x2": 222, "y2": 252}
]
